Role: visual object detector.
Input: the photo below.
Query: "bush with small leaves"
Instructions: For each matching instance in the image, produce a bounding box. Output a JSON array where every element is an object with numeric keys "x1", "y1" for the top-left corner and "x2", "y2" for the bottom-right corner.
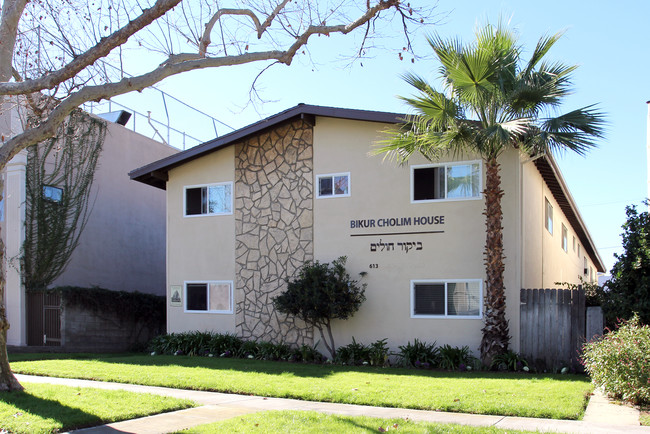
[{"x1": 581, "y1": 314, "x2": 650, "y2": 404}]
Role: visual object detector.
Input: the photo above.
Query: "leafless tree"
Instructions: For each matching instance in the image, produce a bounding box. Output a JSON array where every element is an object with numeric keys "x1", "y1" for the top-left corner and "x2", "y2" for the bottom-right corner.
[{"x1": 0, "y1": 0, "x2": 435, "y2": 391}]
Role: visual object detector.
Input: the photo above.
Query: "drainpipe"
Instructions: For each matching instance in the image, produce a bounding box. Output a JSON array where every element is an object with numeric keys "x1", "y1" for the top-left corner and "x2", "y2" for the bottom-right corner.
[{"x1": 647, "y1": 101, "x2": 650, "y2": 211}]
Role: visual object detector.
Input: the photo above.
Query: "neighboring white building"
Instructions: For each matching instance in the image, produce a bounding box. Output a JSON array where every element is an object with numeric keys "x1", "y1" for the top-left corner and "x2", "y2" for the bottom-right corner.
[
  {"x1": 131, "y1": 104, "x2": 605, "y2": 354},
  {"x1": 1, "y1": 103, "x2": 178, "y2": 347}
]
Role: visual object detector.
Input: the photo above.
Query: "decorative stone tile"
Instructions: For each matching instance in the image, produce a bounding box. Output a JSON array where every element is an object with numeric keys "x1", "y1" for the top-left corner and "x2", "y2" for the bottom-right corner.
[{"x1": 235, "y1": 119, "x2": 314, "y2": 347}]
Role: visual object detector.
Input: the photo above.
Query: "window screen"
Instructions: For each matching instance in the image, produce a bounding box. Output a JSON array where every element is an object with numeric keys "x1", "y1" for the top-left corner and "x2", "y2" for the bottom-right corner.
[
  {"x1": 414, "y1": 283, "x2": 445, "y2": 315},
  {"x1": 186, "y1": 283, "x2": 207, "y2": 310}
]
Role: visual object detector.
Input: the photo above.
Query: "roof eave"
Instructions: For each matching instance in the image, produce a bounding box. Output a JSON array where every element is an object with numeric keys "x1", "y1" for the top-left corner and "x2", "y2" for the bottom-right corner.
[
  {"x1": 128, "y1": 104, "x2": 404, "y2": 189},
  {"x1": 535, "y1": 153, "x2": 606, "y2": 273}
]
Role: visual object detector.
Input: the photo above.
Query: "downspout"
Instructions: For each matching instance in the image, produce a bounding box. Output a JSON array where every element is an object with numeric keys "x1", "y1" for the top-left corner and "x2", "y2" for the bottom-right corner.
[{"x1": 647, "y1": 101, "x2": 650, "y2": 211}]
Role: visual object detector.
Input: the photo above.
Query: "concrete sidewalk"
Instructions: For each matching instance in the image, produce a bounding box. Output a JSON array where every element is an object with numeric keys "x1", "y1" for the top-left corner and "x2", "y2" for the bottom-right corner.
[{"x1": 15, "y1": 374, "x2": 649, "y2": 434}]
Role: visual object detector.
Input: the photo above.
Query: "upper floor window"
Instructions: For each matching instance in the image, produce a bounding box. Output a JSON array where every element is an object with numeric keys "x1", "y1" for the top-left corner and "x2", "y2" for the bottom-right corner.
[
  {"x1": 184, "y1": 182, "x2": 232, "y2": 216},
  {"x1": 316, "y1": 173, "x2": 350, "y2": 198},
  {"x1": 411, "y1": 161, "x2": 480, "y2": 202},
  {"x1": 545, "y1": 198, "x2": 553, "y2": 234},
  {"x1": 561, "y1": 224, "x2": 568, "y2": 252},
  {"x1": 43, "y1": 185, "x2": 63, "y2": 202}
]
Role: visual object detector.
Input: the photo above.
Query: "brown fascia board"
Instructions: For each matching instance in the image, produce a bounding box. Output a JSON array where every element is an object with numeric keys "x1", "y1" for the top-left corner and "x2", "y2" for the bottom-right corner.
[
  {"x1": 128, "y1": 103, "x2": 405, "y2": 188},
  {"x1": 534, "y1": 154, "x2": 606, "y2": 273}
]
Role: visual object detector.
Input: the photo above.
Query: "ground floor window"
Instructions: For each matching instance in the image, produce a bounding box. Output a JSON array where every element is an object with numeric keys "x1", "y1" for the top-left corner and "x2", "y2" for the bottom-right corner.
[
  {"x1": 411, "y1": 279, "x2": 482, "y2": 318},
  {"x1": 185, "y1": 281, "x2": 233, "y2": 313}
]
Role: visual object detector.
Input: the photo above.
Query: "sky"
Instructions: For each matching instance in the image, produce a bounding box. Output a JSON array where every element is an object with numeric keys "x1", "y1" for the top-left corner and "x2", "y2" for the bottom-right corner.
[{"x1": 110, "y1": 0, "x2": 650, "y2": 274}]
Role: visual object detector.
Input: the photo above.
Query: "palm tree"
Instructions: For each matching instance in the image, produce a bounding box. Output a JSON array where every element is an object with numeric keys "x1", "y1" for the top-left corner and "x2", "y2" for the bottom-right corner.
[{"x1": 377, "y1": 23, "x2": 605, "y2": 365}]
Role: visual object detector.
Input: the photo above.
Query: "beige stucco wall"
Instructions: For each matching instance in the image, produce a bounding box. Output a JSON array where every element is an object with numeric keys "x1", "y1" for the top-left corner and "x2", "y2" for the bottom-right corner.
[
  {"x1": 521, "y1": 158, "x2": 598, "y2": 289},
  {"x1": 312, "y1": 117, "x2": 522, "y2": 356},
  {"x1": 51, "y1": 120, "x2": 177, "y2": 295},
  {"x1": 166, "y1": 147, "x2": 237, "y2": 334},
  {"x1": 162, "y1": 114, "x2": 599, "y2": 357}
]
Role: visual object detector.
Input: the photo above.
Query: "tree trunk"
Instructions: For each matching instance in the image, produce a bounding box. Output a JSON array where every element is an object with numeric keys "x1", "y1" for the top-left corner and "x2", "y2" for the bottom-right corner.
[
  {"x1": 479, "y1": 156, "x2": 510, "y2": 366},
  {"x1": 0, "y1": 234, "x2": 23, "y2": 392}
]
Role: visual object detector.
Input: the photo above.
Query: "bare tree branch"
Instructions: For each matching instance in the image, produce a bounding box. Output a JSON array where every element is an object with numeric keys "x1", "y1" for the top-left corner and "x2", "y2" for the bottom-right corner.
[{"x1": 0, "y1": 0, "x2": 182, "y2": 96}]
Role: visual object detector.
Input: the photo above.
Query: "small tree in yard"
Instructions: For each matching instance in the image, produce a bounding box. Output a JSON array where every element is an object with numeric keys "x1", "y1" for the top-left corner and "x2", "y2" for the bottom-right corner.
[
  {"x1": 273, "y1": 256, "x2": 366, "y2": 359},
  {"x1": 602, "y1": 203, "x2": 650, "y2": 326}
]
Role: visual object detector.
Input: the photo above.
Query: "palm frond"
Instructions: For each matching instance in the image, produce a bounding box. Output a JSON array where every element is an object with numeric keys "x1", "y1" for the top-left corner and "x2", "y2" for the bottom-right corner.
[{"x1": 523, "y1": 31, "x2": 565, "y2": 76}]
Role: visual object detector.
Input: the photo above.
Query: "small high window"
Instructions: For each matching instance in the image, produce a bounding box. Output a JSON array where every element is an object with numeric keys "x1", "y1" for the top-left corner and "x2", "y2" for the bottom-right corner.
[
  {"x1": 43, "y1": 185, "x2": 63, "y2": 202},
  {"x1": 316, "y1": 173, "x2": 350, "y2": 198},
  {"x1": 184, "y1": 182, "x2": 232, "y2": 216},
  {"x1": 561, "y1": 224, "x2": 568, "y2": 252},
  {"x1": 545, "y1": 198, "x2": 553, "y2": 234},
  {"x1": 412, "y1": 280, "x2": 481, "y2": 318},
  {"x1": 412, "y1": 162, "x2": 480, "y2": 202},
  {"x1": 185, "y1": 281, "x2": 233, "y2": 313}
]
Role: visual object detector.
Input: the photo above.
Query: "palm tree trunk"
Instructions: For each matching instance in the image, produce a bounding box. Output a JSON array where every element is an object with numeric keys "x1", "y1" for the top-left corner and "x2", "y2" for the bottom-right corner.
[{"x1": 479, "y1": 156, "x2": 510, "y2": 366}]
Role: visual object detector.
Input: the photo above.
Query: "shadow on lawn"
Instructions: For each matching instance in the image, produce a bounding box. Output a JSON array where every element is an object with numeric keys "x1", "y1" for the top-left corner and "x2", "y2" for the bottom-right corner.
[
  {"x1": 10, "y1": 352, "x2": 590, "y2": 383},
  {"x1": 0, "y1": 390, "x2": 106, "y2": 432}
]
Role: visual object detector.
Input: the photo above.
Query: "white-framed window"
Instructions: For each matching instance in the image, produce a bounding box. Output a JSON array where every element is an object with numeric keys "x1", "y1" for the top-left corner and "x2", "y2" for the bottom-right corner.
[
  {"x1": 43, "y1": 185, "x2": 63, "y2": 202},
  {"x1": 572, "y1": 236, "x2": 576, "y2": 252},
  {"x1": 561, "y1": 224, "x2": 568, "y2": 252},
  {"x1": 184, "y1": 182, "x2": 233, "y2": 216},
  {"x1": 411, "y1": 161, "x2": 481, "y2": 203},
  {"x1": 316, "y1": 172, "x2": 350, "y2": 198},
  {"x1": 411, "y1": 279, "x2": 482, "y2": 318},
  {"x1": 545, "y1": 198, "x2": 553, "y2": 234},
  {"x1": 184, "y1": 281, "x2": 233, "y2": 313},
  {"x1": 583, "y1": 257, "x2": 588, "y2": 276},
  {"x1": 577, "y1": 243, "x2": 581, "y2": 258}
]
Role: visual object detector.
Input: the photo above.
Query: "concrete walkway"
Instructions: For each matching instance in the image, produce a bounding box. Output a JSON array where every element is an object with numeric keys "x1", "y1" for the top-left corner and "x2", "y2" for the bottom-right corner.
[{"x1": 15, "y1": 374, "x2": 649, "y2": 434}]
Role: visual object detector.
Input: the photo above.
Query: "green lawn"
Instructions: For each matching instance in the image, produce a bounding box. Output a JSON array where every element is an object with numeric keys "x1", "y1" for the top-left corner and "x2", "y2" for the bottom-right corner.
[
  {"x1": 177, "y1": 410, "x2": 536, "y2": 433},
  {"x1": 0, "y1": 382, "x2": 194, "y2": 434},
  {"x1": 10, "y1": 353, "x2": 592, "y2": 420}
]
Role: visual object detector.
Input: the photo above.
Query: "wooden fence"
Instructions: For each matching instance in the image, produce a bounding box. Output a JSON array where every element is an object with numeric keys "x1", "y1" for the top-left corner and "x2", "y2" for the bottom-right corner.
[{"x1": 519, "y1": 288, "x2": 586, "y2": 371}]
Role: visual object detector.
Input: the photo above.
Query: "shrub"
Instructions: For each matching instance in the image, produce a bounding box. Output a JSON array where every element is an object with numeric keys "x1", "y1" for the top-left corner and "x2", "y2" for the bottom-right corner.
[
  {"x1": 335, "y1": 338, "x2": 370, "y2": 365},
  {"x1": 395, "y1": 339, "x2": 439, "y2": 369},
  {"x1": 273, "y1": 256, "x2": 366, "y2": 359},
  {"x1": 295, "y1": 343, "x2": 324, "y2": 363},
  {"x1": 491, "y1": 350, "x2": 528, "y2": 372},
  {"x1": 368, "y1": 338, "x2": 390, "y2": 367},
  {"x1": 581, "y1": 315, "x2": 650, "y2": 404},
  {"x1": 438, "y1": 345, "x2": 477, "y2": 371}
]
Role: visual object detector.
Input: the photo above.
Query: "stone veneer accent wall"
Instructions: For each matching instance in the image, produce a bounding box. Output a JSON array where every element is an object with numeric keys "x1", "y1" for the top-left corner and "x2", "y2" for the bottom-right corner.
[{"x1": 234, "y1": 119, "x2": 314, "y2": 346}]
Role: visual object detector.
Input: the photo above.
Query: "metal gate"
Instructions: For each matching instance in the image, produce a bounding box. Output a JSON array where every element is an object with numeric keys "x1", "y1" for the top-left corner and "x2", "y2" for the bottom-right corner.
[{"x1": 27, "y1": 291, "x2": 62, "y2": 346}]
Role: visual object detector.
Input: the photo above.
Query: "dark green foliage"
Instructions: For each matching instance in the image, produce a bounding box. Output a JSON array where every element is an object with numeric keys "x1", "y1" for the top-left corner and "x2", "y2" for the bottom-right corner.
[
  {"x1": 22, "y1": 110, "x2": 106, "y2": 290},
  {"x1": 582, "y1": 315, "x2": 650, "y2": 404},
  {"x1": 556, "y1": 277, "x2": 605, "y2": 307},
  {"x1": 273, "y1": 256, "x2": 366, "y2": 359},
  {"x1": 334, "y1": 337, "x2": 368, "y2": 365},
  {"x1": 395, "y1": 339, "x2": 439, "y2": 369},
  {"x1": 50, "y1": 286, "x2": 164, "y2": 335},
  {"x1": 490, "y1": 350, "x2": 528, "y2": 372},
  {"x1": 296, "y1": 343, "x2": 324, "y2": 363},
  {"x1": 602, "y1": 204, "x2": 650, "y2": 326},
  {"x1": 147, "y1": 331, "x2": 324, "y2": 362},
  {"x1": 367, "y1": 338, "x2": 390, "y2": 367},
  {"x1": 438, "y1": 345, "x2": 476, "y2": 371},
  {"x1": 334, "y1": 338, "x2": 389, "y2": 366}
]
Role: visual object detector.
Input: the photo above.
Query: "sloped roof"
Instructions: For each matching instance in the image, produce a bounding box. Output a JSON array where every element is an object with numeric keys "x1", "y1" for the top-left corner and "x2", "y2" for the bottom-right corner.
[
  {"x1": 128, "y1": 104, "x2": 403, "y2": 189},
  {"x1": 128, "y1": 103, "x2": 604, "y2": 272}
]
